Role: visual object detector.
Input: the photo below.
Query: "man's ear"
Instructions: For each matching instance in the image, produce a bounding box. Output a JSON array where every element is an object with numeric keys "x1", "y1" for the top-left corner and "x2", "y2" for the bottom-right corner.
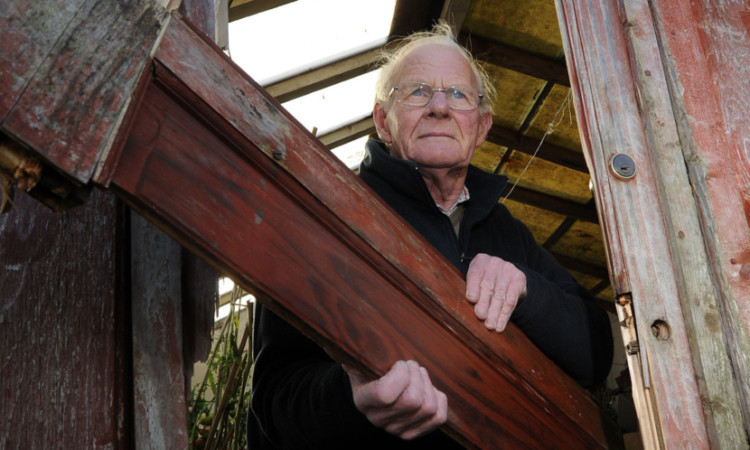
[
  {"x1": 475, "y1": 111, "x2": 493, "y2": 147},
  {"x1": 373, "y1": 102, "x2": 392, "y2": 143}
]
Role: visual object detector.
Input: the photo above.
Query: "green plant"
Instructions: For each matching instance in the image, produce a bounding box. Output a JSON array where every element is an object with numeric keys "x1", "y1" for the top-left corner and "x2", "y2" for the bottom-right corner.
[{"x1": 189, "y1": 286, "x2": 253, "y2": 449}]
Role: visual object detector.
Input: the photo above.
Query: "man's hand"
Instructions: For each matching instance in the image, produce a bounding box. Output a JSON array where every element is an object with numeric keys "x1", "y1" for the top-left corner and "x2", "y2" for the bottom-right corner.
[
  {"x1": 466, "y1": 253, "x2": 527, "y2": 332},
  {"x1": 344, "y1": 360, "x2": 448, "y2": 440}
]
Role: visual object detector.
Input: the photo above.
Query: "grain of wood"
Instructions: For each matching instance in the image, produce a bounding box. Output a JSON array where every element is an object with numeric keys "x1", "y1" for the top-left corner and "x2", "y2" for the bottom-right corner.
[{"x1": 0, "y1": 189, "x2": 129, "y2": 448}]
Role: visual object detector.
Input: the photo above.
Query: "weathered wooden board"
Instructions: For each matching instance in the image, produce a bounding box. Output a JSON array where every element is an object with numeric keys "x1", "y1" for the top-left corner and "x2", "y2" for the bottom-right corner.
[
  {"x1": 556, "y1": 0, "x2": 697, "y2": 447},
  {"x1": 620, "y1": 0, "x2": 747, "y2": 445},
  {"x1": 130, "y1": 212, "x2": 190, "y2": 449},
  {"x1": 0, "y1": 0, "x2": 86, "y2": 118},
  {"x1": 179, "y1": 0, "x2": 215, "y2": 41},
  {"x1": 127, "y1": 5, "x2": 217, "y2": 448},
  {"x1": 102, "y1": 17, "x2": 608, "y2": 449},
  {"x1": 556, "y1": 0, "x2": 750, "y2": 447},
  {"x1": 649, "y1": 0, "x2": 750, "y2": 438},
  {"x1": 0, "y1": 0, "x2": 167, "y2": 184},
  {"x1": 0, "y1": 189, "x2": 130, "y2": 449}
]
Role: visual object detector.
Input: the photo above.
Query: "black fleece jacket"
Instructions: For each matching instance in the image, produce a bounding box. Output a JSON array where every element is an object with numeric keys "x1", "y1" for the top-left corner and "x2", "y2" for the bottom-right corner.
[{"x1": 247, "y1": 139, "x2": 613, "y2": 449}]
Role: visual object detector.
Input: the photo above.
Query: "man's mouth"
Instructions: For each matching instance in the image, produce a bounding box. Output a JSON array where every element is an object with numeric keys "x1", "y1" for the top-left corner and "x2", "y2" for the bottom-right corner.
[{"x1": 421, "y1": 133, "x2": 453, "y2": 139}]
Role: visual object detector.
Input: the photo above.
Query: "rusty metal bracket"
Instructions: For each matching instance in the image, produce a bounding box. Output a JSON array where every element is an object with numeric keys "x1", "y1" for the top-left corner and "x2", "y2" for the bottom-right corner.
[
  {"x1": 0, "y1": 138, "x2": 43, "y2": 213},
  {"x1": 0, "y1": 135, "x2": 90, "y2": 212},
  {"x1": 0, "y1": 172, "x2": 13, "y2": 213},
  {"x1": 0, "y1": 138, "x2": 42, "y2": 191}
]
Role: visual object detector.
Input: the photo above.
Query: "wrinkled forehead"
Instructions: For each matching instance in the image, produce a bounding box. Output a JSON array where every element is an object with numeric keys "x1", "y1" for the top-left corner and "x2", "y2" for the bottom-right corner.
[{"x1": 392, "y1": 43, "x2": 479, "y2": 89}]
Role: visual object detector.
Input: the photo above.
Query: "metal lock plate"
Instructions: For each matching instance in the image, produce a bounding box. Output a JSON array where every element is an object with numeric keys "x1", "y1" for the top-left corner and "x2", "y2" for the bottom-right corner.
[{"x1": 610, "y1": 153, "x2": 636, "y2": 179}]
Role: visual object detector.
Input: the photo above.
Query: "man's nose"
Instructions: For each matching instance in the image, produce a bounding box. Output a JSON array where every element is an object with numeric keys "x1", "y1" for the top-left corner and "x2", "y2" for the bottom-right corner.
[{"x1": 426, "y1": 90, "x2": 450, "y2": 114}]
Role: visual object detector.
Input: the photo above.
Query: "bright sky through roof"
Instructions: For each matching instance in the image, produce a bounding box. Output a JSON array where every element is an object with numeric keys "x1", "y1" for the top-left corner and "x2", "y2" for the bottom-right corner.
[
  {"x1": 216, "y1": 0, "x2": 396, "y2": 310},
  {"x1": 228, "y1": 0, "x2": 397, "y2": 168}
]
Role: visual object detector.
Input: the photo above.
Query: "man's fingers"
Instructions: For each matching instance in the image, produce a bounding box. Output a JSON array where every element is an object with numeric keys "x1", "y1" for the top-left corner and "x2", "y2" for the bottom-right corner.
[
  {"x1": 382, "y1": 365, "x2": 447, "y2": 440},
  {"x1": 472, "y1": 280, "x2": 495, "y2": 319},
  {"x1": 466, "y1": 253, "x2": 527, "y2": 331},
  {"x1": 465, "y1": 257, "x2": 485, "y2": 303},
  {"x1": 483, "y1": 286, "x2": 507, "y2": 330},
  {"x1": 486, "y1": 272, "x2": 527, "y2": 331},
  {"x1": 466, "y1": 253, "x2": 496, "y2": 303},
  {"x1": 352, "y1": 360, "x2": 449, "y2": 440},
  {"x1": 351, "y1": 360, "x2": 409, "y2": 411}
]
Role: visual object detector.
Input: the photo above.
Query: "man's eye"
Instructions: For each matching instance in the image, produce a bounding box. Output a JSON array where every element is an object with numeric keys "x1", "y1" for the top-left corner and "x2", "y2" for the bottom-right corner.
[{"x1": 450, "y1": 88, "x2": 467, "y2": 100}]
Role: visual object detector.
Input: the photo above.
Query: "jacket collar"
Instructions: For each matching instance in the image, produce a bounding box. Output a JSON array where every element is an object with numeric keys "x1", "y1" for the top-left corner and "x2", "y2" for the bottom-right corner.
[{"x1": 361, "y1": 138, "x2": 509, "y2": 216}]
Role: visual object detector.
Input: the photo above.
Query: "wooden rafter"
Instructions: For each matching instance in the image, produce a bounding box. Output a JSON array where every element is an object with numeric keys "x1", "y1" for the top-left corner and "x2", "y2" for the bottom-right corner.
[
  {"x1": 487, "y1": 125, "x2": 588, "y2": 173},
  {"x1": 316, "y1": 115, "x2": 375, "y2": 148},
  {"x1": 263, "y1": 42, "x2": 387, "y2": 103},
  {"x1": 228, "y1": 0, "x2": 296, "y2": 22},
  {"x1": 460, "y1": 32, "x2": 570, "y2": 86}
]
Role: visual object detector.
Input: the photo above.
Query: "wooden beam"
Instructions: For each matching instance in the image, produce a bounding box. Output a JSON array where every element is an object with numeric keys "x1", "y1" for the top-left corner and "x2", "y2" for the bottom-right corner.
[
  {"x1": 130, "y1": 212, "x2": 190, "y2": 449},
  {"x1": 228, "y1": 0, "x2": 296, "y2": 22},
  {"x1": 264, "y1": 43, "x2": 386, "y2": 103},
  {"x1": 648, "y1": 0, "x2": 750, "y2": 439},
  {"x1": 503, "y1": 185, "x2": 599, "y2": 224},
  {"x1": 317, "y1": 115, "x2": 375, "y2": 149},
  {"x1": 487, "y1": 125, "x2": 588, "y2": 173},
  {"x1": 389, "y1": 0, "x2": 443, "y2": 38},
  {"x1": 459, "y1": 32, "x2": 570, "y2": 86},
  {"x1": 440, "y1": 0, "x2": 473, "y2": 31},
  {"x1": 102, "y1": 17, "x2": 608, "y2": 448}
]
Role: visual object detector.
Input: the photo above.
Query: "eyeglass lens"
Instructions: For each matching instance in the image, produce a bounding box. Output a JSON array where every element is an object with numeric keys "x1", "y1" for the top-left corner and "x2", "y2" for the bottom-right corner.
[{"x1": 393, "y1": 83, "x2": 480, "y2": 110}]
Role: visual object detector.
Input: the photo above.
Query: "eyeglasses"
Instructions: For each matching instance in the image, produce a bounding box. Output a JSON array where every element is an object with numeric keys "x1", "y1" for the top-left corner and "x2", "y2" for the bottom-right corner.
[{"x1": 389, "y1": 82, "x2": 483, "y2": 111}]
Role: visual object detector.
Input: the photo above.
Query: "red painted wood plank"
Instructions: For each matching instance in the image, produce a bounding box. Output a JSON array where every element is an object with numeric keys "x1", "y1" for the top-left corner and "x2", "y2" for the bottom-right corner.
[
  {"x1": 0, "y1": 0, "x2": 87, "y2": 119},
  {"x1": 1, "y1": 0, "x2": 166, "y2": 183},
  {"x1": 555, "y1": 1, "x2": 709, "y2": 446},
  {"x1": 649, "y1": 0, "x2": 750, "y2": 437}
]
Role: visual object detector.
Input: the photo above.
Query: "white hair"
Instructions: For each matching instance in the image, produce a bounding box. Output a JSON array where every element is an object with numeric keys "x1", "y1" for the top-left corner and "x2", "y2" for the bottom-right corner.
[{"x1": 374, "y1": 21, "x2": 497, "y2": 115}]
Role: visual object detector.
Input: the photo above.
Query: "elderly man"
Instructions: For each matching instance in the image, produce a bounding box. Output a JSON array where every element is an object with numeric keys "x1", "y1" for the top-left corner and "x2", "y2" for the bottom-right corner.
[{"x1": 247, "y1": 23, "x2": 613, "y2": 449}]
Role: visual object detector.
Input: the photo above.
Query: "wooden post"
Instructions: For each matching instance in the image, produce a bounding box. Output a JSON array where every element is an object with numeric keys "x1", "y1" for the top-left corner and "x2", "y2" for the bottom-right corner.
[
  {"x1": 128, "y1": 3, "x2": 218, "y2": 447},
  {"x1": 0, "y1": 189, "x2": 131, "y2": 448},
  {"x1": 555, "y1": 0, "x2": 750, "y2": 447}
]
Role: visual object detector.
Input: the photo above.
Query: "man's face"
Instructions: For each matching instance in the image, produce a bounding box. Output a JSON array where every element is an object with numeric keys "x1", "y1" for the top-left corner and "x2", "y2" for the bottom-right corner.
[{"x1": 374, "y1": 44, "x2": 492, "y2": 170}]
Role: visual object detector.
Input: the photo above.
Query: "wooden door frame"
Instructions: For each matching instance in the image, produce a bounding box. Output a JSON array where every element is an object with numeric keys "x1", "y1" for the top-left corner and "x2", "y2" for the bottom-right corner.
[{"x1": 555, "y1": 0, "x2": 750, "y2": 447}]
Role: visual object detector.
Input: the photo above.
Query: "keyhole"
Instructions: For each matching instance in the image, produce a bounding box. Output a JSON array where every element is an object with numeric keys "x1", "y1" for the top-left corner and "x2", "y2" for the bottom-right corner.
[{"x1": 610, "y1": 154, "x2": 636, "y2": 179}]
